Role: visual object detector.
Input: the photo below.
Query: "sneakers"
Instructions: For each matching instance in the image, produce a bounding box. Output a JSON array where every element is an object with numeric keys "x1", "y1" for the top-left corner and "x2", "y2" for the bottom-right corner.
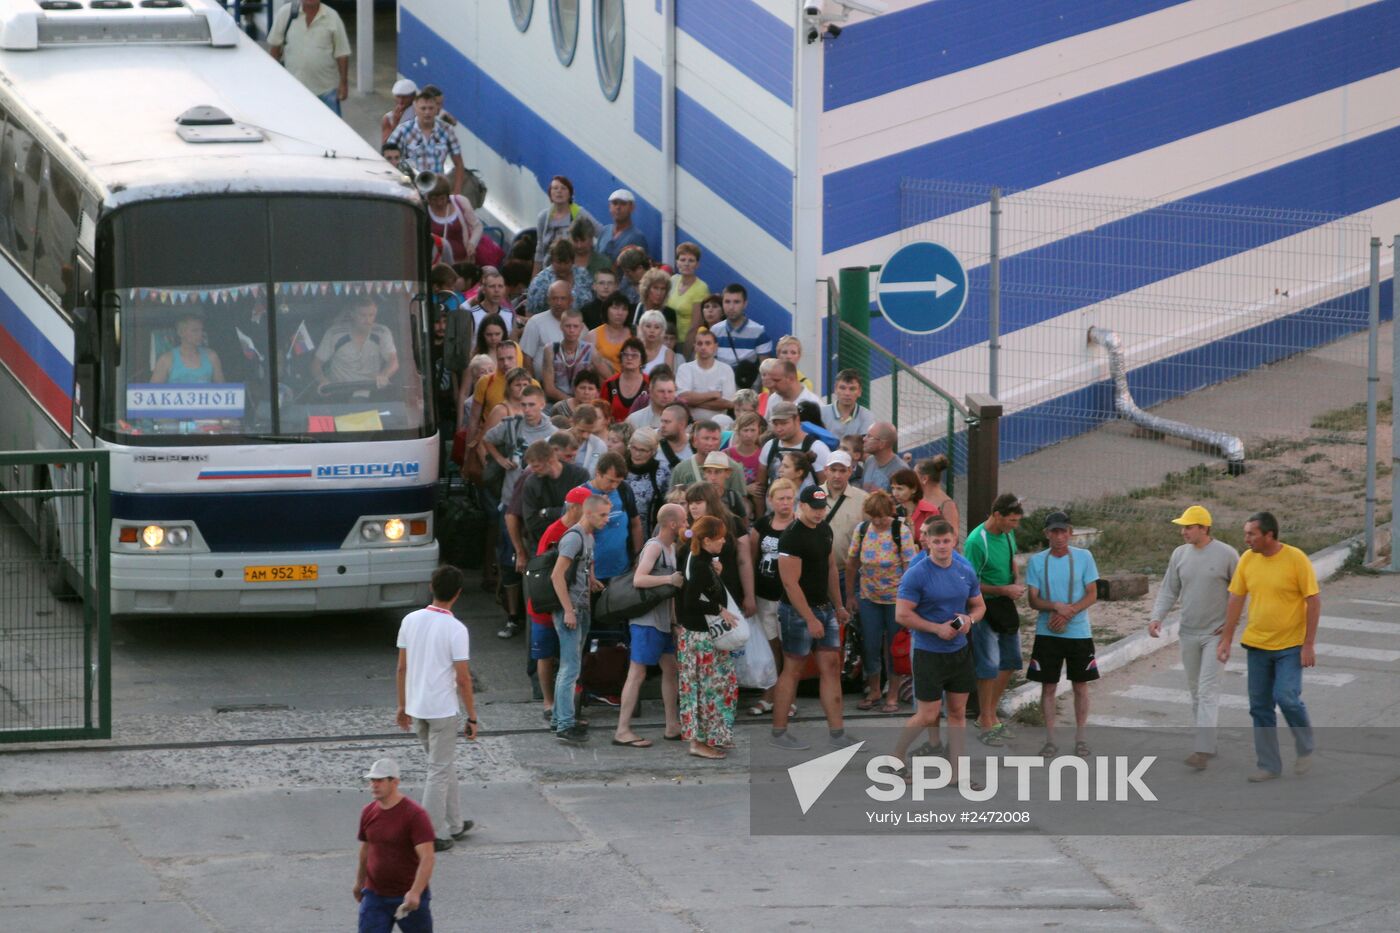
[
  {"x1": 1246, "y1": 769, "x2": 1280, "y2": 783},
  {"x1": 769, "y1": 730, "x2": 811, "y2": 751},
  {"x1": 1294, "y1": 754, "x2": 1313, "y2": 775},
  {"x1": 556, "y1": 724, "x2": 589, "y2": 744},
  {"x1": 433, "y1": 837, "x2": 455, "y2": 852},
  {"x1": 828, "y1": 731, "x2": 860, "y2": 750},
  {"x1": 451, "y1": 820, "x2": 474, "y2": 840},
  {"x1": 1184, "y1": 752, "x2": 1212, "y2": 770},
  {"x1": 497, "y1": 619, "x2": 521, "y2": 639}
]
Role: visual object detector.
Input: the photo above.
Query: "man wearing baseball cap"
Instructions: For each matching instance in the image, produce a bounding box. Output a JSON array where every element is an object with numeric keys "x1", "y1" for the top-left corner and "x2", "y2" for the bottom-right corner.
[
  {"x1": 1025, "y1": 511, "x2": 1101, "y2": 758},
  {"x1": 1148, "y1": 505, "x2": 1239, "y2": 770},
  {"x1": 596, "y1": 189, "x2": 650, "y2": 264},
  {"x1": 770, "y1": 486, "x2": 854, "y2": 750},
  {"x1": 355, "y1": 758, "x2": 437, "y2": 931}
]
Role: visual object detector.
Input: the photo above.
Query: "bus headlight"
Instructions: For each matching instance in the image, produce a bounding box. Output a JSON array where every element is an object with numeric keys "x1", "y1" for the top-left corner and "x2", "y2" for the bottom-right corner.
[
  {"x1": 166, "y1": 527, "x2": 189, "y2": 546},
  {"x1": 384, "y1": 518, "x2": 406, "y2": 541},
  {"x1": 142, "y1": 525, "x2": 165, "y2": 548},
  {"x1": 361, "y1": 521, "x2": 383, "y2": 542}
]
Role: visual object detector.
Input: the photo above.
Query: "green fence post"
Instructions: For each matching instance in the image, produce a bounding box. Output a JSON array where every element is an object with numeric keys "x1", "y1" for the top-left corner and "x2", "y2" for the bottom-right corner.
[{"x1": 838, "y1": 266, "x2": 872, "y2": 406}]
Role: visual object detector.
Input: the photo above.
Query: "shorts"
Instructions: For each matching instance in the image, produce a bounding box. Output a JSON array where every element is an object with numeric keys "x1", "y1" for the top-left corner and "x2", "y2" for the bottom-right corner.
[
  {"x1": 755, "y1": 598, "x2": 781, "y2": 641},
  {"x1": 529, "y1": 622, "x2": 560, "y2": 660},
  {"x1": 971, "y1": 619, "x2": 1024, "y2": 680},
  {"x1": 629, "y1": 623, "x2": 676, "y2": 665},
  {"x1": 912, "y1": 646, "x2": 975, "y2": 700},
  {"x1": 496, "y1": 509, "x2": 522, "y2": 585},
  {"x1": 1026, "y1": 636, "x2": 1099, "y2": 684},
  {"x1": 778, "y1": 602, "x2": 840, "y2": 658}
]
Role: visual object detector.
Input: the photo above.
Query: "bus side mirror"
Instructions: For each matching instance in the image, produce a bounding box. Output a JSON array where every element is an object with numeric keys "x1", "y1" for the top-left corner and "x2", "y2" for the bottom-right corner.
[{"x1": 73, "y1": 306, "x2": 98, "y2": 364}]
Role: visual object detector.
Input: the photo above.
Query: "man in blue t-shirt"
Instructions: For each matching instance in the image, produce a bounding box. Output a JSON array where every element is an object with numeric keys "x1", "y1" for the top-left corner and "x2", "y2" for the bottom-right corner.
[
  {"x1": 1024, "y1": 511, "x2": 1100, "y2": 759},
  {"x1": 584, "y1": 452, "x2": 642, "y2": 585},
  {"x1": 893, "y1": 517, "x2": 985, "y2": 788}
]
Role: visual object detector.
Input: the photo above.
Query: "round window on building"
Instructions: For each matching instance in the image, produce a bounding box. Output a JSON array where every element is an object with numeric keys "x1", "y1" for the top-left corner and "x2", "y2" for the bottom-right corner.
[
  {"x1": 509, "y1": 0, "x2": 533, "y2": 31},
  {"x1": 550, "y1": 0, "x2": 580, "y2": 66},
  {"x1": 593, "y1": 0, "x2": 625, "y2": 101}
]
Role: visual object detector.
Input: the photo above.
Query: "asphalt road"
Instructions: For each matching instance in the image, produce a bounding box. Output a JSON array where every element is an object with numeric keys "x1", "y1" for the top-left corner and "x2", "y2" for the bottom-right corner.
[{"x1": 1, "y1": 570, "x2": 1396, "y2": 931}]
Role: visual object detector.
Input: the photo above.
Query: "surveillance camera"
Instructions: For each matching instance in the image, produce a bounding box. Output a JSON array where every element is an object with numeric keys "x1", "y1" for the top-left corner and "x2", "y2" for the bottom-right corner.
[
  {"x1": 804, "y1": 3, "x2": 822, "y2": 16},
  {"x1": 835, "y1": 0, "x2": 887, "y2": 15},
  {"x1": 825, "y1": 23, "x2": 843, "y2": 38}
]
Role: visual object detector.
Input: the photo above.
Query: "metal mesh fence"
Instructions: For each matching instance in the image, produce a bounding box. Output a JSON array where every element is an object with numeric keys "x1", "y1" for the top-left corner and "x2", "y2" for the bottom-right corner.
[
  {"x1": 880, "y1": 179, "x2": 1388, "y2": 568},
  {"x1": 0, "y1": 452, "x2": 110, "y2": 742}
]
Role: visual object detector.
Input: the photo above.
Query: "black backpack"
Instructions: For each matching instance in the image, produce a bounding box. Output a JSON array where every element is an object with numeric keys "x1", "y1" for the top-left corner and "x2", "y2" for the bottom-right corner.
[
  {"x1": 764, "y1": 432, "x2": 819, "y2": 482},
  {"x1": 524, "y1": 527, "x2": 583, "y2": 615}
]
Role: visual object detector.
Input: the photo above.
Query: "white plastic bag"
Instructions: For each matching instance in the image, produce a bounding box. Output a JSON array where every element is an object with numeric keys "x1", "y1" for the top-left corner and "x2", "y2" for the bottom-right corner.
[{"x1": 733, "y1": 638, "x2": 778, "y2": 689}]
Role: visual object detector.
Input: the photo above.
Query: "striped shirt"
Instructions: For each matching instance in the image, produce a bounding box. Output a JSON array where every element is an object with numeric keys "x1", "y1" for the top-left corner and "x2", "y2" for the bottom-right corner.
[
  {"x1": 386, "y1": 119, "x2": 461, "y2": 175},
  {"x1": 710, "y1": 317, "x2": 772, "y2": 366}
]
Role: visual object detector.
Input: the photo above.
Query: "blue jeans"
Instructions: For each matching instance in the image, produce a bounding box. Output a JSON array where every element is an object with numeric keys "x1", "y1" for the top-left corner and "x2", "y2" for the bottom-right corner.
[
  {"x1": 552, "y1": 605, "x2": 592, "y2": 730},
  {"x1": 970, "y1": 617, "x2": 1024, "y2": 680},
  {"x1": 318, "y1": 87, "x2": 343, "y2": 115},
  {"x1": 857, "y1": 598, "x2": 899, "y2": 678},
  {"x1": 778, "y1": 602, "x2": 839, "y2": 657},
  {"x1": 359, "y1": 888, "x2": 432, "y2": 932},
  {"x1": 1246, "y1": 645, "x2": 1314, "y2": 774}
]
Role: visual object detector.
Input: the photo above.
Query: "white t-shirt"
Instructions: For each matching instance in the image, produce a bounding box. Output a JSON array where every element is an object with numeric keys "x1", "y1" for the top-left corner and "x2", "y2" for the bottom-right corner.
[
  {"x1": 470, "y1": 304, "x2": 515, "y2": 335},
  {"x1": 396, "y1": 606, "x2": 471, "y2": 720},
  {"x1": 626, "y1": 406, "x2": 663, "y2": 431},
  {"x1": 676, "y1": 358, "x2": 736, "y2": 406},
  {"x1": 520, "y1": 311, "x2": 564, "y2": 372},
  {"x1": 760, "y1": 435, "x2": 832, "y2": 492}
]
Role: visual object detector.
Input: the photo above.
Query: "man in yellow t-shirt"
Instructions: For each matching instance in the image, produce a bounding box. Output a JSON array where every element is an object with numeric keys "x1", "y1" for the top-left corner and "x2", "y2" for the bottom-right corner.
[{"x1": 1217, "y1": 511, "x2": 1319, "y2": 783}]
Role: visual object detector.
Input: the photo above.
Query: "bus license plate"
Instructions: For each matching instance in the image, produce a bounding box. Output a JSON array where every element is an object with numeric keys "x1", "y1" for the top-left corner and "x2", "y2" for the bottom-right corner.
[{"x1": 244, "y1": 564, "x2": 318, "y2": 583}]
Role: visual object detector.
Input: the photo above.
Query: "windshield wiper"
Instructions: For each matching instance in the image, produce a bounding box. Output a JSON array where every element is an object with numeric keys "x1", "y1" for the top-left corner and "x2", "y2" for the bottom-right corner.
[{"x1": 242, "y1": 434, "x2": 319, "y2": 444}]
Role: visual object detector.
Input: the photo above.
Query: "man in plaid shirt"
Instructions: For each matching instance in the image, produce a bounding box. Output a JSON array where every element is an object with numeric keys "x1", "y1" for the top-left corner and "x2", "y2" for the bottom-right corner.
[{"x1": 387, "y1": 91, "x2": 465, "y2": 195}]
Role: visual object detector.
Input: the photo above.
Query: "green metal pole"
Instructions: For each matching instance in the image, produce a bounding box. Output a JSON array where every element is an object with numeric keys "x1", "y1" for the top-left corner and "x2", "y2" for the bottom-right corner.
[{"x1": 837, "y1": 266, "x2": 872, "y2": 407}]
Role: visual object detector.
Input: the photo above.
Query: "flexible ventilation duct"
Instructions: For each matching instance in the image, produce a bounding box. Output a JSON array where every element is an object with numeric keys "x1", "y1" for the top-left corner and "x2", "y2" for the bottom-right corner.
[{"x1": 1088, "y1": 326, "x2": 1246, "y2": 474}]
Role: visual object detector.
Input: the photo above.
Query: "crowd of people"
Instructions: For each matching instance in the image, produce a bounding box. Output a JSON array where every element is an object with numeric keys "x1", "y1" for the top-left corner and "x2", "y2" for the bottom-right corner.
[{"x1": 327, "y1": 55, "x2": 1328, "y2": 933}]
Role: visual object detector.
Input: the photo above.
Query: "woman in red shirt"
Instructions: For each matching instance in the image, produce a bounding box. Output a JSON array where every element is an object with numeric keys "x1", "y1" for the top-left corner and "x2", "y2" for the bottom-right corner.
[{"x1": 602, "y1": 337, "x2": 649, "y2": 423}]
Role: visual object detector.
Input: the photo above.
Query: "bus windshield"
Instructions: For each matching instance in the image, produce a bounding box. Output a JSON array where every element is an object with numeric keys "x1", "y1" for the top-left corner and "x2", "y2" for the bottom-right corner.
[{"x1": 99, "y1": 196, "x2": 431, "y2": 444}]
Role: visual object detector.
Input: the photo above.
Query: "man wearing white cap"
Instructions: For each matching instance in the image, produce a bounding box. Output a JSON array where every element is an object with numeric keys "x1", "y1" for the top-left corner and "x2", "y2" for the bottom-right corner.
[
  {"x1": 596, "y1": 189, "x2": 650, "y2": 264},
  {"x1": 382, "y1": 79, "x2": 419, "y2": 144},
  {"x1": 355, "y1": 757, "x2": 437, "y2": 932},
  {"x1": 1148, "y1": 505, "x2": 1239, "y2": 770},
  {"x1": 819, "y1": 450, "x2": 866, "y2": 583}
]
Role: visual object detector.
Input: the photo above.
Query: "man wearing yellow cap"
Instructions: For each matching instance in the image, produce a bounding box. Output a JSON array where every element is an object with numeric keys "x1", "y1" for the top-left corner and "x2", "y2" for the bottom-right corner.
[{"x1": 1147, "y1": 505, "x2": 1239, "y2": 769}]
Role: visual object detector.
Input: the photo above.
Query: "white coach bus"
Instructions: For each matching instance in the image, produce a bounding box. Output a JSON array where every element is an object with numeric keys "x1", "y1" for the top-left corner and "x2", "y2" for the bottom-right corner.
[{"x1": 0, "y1": 0, "x2": 439, "y2": 615}]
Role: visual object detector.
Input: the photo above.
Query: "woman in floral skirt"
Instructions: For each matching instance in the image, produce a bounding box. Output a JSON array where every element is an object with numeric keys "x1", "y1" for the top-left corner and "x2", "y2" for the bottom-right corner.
[{"x1": 677, "y1": 515, "x2": 740, "y2": 759}]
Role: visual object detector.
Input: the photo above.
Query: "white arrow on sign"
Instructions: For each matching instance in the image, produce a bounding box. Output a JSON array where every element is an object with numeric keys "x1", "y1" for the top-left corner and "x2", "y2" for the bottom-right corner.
[{"x1": 880, "y1": 273, "x2": 959, "y2": 299}]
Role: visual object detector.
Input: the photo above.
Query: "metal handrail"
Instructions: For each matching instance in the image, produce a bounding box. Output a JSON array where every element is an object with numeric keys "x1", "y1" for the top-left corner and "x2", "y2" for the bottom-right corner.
[{"x1": 835, "y1": 320, "x2": 972, "y2": 419}]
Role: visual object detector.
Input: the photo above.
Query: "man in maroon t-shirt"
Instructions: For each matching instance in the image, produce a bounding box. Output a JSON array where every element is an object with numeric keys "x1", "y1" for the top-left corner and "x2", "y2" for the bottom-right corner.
[{"x1": 355, "y1": 757, "x2": 437, "y2": 932}]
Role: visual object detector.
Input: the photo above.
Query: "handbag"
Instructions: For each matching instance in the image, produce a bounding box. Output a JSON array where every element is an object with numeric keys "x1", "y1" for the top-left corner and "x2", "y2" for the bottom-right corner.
[
  {"x1": 983, "y1": 595, "x2": 1021, "y2": 635},
  {"x1": 481, "y1": 415, "x2": 520, "y2": 497},
  {"x1": 707, "y1": 587, "x2": 751, "y2": 652},
  {"x1": 972, "y1": 525, "x2": 1021, "y2": 634},
  {"x1": 593, "y1": 555, "x2": 680, "y2": 627}
]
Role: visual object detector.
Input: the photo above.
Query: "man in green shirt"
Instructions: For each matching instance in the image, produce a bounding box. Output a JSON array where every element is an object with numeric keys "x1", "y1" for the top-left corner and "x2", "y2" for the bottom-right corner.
[{"x1": 964, "y1": 493, "x2": 1026, "y2": 746}]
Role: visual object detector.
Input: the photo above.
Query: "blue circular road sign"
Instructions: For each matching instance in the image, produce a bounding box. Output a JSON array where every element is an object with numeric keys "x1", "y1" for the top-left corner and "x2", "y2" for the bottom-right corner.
[{"x1": 875, "y1": 241, "x2": 968, "y2": 335}]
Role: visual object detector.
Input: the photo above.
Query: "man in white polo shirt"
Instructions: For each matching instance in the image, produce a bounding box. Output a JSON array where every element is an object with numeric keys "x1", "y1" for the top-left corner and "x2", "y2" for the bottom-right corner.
[
  {"x1": 676, "y1": 326, "x2": 736, "y2": 426},
  {"x1": 395, "y1": 566, "x2": 478, "y2": 852}
]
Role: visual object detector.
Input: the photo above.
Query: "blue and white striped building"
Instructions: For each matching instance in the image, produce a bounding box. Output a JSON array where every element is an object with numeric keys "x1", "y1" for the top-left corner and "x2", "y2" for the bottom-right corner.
[{"x1": 398, "y1": 0, "x2": 1399, "y2": 452}]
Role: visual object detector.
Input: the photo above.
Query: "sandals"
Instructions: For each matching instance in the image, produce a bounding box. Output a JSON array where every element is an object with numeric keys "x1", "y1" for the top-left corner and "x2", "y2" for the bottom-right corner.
[
  {"x1": 879, "y1": 703, "x2": 901, "y2": 714},
  {"x1": 977, "y1": 728, "x2": 1004, "y2": 747},
  {"x1": 1038, "y1": 742, "x2": 1058, "y2": 758},
  {"x1": 857, "y1": 696, "x2": 880, "y2": 711},
  {"x1": 1075, "y1": 740, "x2": 1092, "y2": 758},
  {"x1": 746, "y1": 700, "x2": 775, "y2": 716},
  {"x1": 662, "y1": 732, "x2": 684, "y2": 742},
  {"x1": 611, "y1": 737, "x2": 653, "y2": 748},
  {"x1": 689, "y1": 746, "x2": 727, "y2": 760}
]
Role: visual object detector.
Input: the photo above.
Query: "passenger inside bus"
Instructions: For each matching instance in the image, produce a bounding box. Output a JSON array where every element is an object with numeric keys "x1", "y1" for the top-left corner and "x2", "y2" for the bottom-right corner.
[
  {"x1": 149, "y1": 313, "x2": 225, "y2": 384},
  {"x1": 310, "y1": 297, "x2": 399, "y2": 389}
]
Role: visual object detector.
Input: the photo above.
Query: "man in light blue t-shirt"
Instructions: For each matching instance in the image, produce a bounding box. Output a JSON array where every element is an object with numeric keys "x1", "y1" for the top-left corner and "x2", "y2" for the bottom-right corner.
[{"x1": 1025, "y1": 511, "x2": 1100, "y2": 759}]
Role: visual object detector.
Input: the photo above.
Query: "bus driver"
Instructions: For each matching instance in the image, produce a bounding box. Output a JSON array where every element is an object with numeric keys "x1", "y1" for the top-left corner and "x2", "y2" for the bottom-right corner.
[
  {"x1": 151, "y1": 314, "x2": 225, "y2": 385},
  {"x1": 312, "y1": 298, "x2": 400, "y2": 389}
]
